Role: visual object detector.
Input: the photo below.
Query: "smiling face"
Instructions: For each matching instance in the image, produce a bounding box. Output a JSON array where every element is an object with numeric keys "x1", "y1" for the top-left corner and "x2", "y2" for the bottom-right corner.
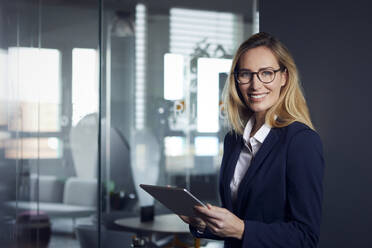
[{"x1": 237, "y1": 46, "x2": 287, "y2": 118}]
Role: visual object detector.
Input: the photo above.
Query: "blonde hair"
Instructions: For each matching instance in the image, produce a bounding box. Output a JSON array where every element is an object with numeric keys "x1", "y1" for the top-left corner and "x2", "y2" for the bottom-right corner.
[{"x1": 223, "y1": 32, "x2": 314, "y2": 135}]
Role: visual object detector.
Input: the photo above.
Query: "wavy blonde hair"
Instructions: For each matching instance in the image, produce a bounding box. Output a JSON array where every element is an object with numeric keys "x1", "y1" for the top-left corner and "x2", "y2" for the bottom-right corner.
[{"x1": 223, "y1": 32, "x2": 314, "y2": 135}]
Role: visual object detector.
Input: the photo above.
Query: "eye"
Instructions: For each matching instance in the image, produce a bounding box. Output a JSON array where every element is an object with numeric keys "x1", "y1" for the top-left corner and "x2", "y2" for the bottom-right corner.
[
  {"x1": 260, "y1": 70, "x2": 274, "y2": 77},
  {"x1": 238, "y1": 71, "x2": 251, "y2": 79}
]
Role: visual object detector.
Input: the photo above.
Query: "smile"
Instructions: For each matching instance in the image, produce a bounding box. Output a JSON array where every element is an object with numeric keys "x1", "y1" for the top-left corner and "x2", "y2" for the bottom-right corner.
[{"x1": 249, "y1": 93, "x2": 269, "y2": 99}]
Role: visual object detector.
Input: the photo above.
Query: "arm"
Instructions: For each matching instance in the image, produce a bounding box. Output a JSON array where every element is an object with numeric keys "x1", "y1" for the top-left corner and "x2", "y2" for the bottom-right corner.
[
  {"x1": 242, "y1": 129, "x2": 325, "y2": 248},
  {"x1": 189, "y1": 132, "x2": 236, "y2": 241}
]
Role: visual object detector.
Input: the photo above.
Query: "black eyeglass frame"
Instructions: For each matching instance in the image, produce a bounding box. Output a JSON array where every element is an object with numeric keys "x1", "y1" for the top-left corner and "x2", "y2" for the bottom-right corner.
[{"x1": 233, "y1": 67, "x2": 286, "y2": 85}]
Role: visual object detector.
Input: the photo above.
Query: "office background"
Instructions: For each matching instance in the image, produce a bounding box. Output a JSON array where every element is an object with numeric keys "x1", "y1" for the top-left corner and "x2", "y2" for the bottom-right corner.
[{"x1": 0, "y1": 0, "x2": 371, "y2": 247}]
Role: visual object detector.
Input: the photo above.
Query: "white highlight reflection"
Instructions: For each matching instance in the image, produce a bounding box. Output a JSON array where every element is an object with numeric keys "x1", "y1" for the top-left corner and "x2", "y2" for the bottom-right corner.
[
  {"x1": 164, "y1": 53, "x2": 184, "y2": 100},
  {"x1": 195, "y1": 136, "x2": 219, "y2": 156},
  {"x1": 197, "y1": 58, "x2": 231, "y2": 132}
]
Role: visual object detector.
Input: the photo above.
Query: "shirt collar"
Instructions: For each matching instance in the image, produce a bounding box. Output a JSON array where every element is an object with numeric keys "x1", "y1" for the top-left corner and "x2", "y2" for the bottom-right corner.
[{"x1": 242, "y1": 116, "x2": 271, "y2": 145}]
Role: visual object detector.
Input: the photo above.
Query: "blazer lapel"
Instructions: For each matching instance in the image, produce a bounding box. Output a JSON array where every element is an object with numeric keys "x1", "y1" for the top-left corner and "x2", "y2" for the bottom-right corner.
[
  {"x1": 235, "y1": 128, "x2": 281, "y2": 212},
  {"x1": 223, "y1": 135, "x2": 244, "y2": 211}
]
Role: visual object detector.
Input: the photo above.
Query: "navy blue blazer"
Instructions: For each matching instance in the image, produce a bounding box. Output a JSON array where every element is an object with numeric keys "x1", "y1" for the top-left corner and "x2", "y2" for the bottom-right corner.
[{"x1": 191, "y1": 121, "x2": 325, "y2": 248}]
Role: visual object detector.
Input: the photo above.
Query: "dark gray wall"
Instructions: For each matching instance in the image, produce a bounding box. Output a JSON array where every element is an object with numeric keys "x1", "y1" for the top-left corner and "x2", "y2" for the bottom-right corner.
[{"x1": 260, "y1": 1, "x2": 372, "y2": 247}]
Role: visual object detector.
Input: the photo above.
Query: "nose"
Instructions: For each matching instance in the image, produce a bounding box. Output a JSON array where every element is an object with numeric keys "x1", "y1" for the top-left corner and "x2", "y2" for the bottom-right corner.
[{"x1": 250, "y1": 73, "x2": 263, "y2": 90}]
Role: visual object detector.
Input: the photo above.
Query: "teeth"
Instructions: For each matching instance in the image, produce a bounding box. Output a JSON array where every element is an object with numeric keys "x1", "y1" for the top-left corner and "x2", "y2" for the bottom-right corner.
[{"x1": 250, "y1": 93, "x2": 267, "y2": 99}]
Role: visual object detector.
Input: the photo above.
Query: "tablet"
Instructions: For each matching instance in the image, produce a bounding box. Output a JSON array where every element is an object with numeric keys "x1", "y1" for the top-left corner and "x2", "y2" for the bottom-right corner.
[{"x1": 140, "y1": 184, "x2": 206, "y2": 217}]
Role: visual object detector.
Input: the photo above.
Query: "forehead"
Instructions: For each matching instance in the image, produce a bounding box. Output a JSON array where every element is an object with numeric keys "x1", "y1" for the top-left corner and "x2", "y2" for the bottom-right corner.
[{"x1": 238, "y1": 46, "x2": 279, "y2": 70}]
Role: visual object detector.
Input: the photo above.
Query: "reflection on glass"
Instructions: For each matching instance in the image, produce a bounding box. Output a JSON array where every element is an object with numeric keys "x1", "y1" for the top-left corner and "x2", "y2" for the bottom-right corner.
[
  {"x1": 8, "y1": 47, "x2": 61, "y2": 132},
  {"x1": 72, "y1": 48, "x2": 98, "y2": 126},
  {"x1": 165, "y1": 136, "x2": 186, "y2": 156},
  {"x1": 197, "y1": 58, "x2": 232, "y2": 132},
  {"x1": 0, "y1": 0, "x2": 255, "y2": 246},
  {"x1": 195, "y1": 136, "x2": 219, "y2": 156},
  {"x1": 135, "y1": 3, "x2": 147, "y2": 130},
  {"x1": 170, "y1": 8, "x2": 244, "y2": 55},
  {"x1": 5, "y1": 137, "x2": 63, "y2": 159},
  {"x1": 131, "y1": 129, "x2": 160, "y2": 206},
  {"x1": 0, "y1": 49, "x2": 8, "y2": 126},
  {"x1": 70, "y1": 113, "x2": 98, "y2": 179},
  {"x1": 164, "y1": 53, "x2": 184, "y2": 100},
  {"x1": 0, "y1": 1, "x2": 100, "y2": 247},
  {"x1": 165, "y1": 136, "x2": 194, "y2": 173}
]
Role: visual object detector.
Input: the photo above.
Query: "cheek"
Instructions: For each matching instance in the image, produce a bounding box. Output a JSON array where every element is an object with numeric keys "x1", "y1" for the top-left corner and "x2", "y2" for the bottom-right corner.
[
  {"x1": 273, "y1": 86, "x2": 282, "y2": 97},
  {"x1": 269, "y1": 80, "x2": 284, "y2": 94},
  {"x1": 238, "y1": 84, "x2": 246, "y2": 93},
  {"x1": 266, "y1": 85, "x2": 282, "y2": 102}
]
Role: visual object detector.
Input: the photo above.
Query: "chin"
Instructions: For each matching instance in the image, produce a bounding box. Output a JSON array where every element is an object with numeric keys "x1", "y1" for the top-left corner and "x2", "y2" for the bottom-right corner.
[{"x1": 247, "y1": 104, "x2": 269, "y2": 114}]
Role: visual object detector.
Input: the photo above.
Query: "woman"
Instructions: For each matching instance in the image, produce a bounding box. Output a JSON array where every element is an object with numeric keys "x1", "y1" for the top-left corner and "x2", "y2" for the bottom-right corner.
[{"x1": 180, "y1": 32, "x2": 324, "y2": 247}]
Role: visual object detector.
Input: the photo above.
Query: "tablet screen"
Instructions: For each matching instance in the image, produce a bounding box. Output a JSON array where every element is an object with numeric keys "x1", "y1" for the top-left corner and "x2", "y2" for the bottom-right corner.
[{"x1": 140, "y1": 184, "x2": 206, "y2": 217}]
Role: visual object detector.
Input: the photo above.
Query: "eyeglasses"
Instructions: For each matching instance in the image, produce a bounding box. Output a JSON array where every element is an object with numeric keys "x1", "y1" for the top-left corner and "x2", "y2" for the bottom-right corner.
[{"x1": 234, "y1": 67, "x2": 284, "y2": 84}]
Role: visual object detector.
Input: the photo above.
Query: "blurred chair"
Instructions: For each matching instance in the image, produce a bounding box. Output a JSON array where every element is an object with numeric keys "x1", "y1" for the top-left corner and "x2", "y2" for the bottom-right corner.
[
  {"x1": 71, "y1": 114, "x2": 137, "y2": 211},
  {"x1": 63, "y1": 177, "x2": 97, "y2": 208},
  {"x1": 30, "y1": 174, "x2": 64, "y2": 203},
  {"x1": 70, "y1": 113, "x2": 98, "y2": 179},
  {"x1": 101, "y1": 119, "x2": 137, "y2": 211},
  {"x1": 5, "y1": 176, "x2": 97, "y2": 225}
]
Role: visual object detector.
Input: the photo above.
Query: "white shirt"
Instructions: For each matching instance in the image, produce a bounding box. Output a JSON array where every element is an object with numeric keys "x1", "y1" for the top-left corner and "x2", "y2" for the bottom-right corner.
[{"x1": 230, "y1": 116, "x2": 271, "y2": 203}]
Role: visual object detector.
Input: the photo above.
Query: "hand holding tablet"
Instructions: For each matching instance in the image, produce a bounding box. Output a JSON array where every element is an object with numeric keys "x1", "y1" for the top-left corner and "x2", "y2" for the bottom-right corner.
[{"x1": 140, "y1": 184, "x2": 207, "y2": 217}]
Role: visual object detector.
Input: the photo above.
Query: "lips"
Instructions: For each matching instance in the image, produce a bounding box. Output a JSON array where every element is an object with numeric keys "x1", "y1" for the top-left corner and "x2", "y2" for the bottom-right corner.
[{"x1": 249, "y1": 93, "x2": 269, "y2": 99}]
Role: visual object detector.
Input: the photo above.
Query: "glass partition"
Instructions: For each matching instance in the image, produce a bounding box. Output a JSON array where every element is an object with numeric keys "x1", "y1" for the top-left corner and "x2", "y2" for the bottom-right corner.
[
  {"x1": 0, "y1": 0, "x2": 257, "y2": 247},
  {"x1": 0, "y1": 0, "x2": 99, "y2": 247},
  {"x1": 102, "y1": 2, "x2": 255, "y2": 199},
  {"x1": 99, "y1": 1, "x2": 257, "y2": 247}
]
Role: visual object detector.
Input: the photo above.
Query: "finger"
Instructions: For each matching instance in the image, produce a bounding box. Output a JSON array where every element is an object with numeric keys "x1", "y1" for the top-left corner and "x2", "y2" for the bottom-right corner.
[
  {"x1": 197, "y1": 204, "x2": 224, "y2": 213},
  {"x1": 194, "y1": 206, "x2": 222, "y2": 219},
  {"x1": 193, "y1": 206, "x2": 212, "y2": 217},
  {"x1": 202, "y1": 216, "x2": 222, "y2": 229},
  {"x1": 178, "y1": 215, "x2": 190, "y2": 224},
  {"x1": 203, "y1": 218, "x2": 223, "y2": 236},
  {"x1": 205, "y1": 204, "x2": 227, "y2": 212}
]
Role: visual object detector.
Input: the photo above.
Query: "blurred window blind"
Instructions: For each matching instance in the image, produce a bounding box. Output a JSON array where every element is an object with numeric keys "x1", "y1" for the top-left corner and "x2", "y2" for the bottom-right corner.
[
  {"x1": 169, "y1": 8, "x2": 244, "y2": 56},
  {"x1": 135, "y1": 3, "x2": 147, "y2": 130}
]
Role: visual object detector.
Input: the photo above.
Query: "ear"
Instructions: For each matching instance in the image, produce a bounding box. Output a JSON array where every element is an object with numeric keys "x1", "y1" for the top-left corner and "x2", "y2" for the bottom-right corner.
[{"x1": 280, "y1": 69, "x2": 288, "y2": 87}]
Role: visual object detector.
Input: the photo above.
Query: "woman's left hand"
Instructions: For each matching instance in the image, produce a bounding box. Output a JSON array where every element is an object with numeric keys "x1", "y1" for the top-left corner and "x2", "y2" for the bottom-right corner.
[{"x1": 194, "y1": 204, "x2": 244, "y2": 239}]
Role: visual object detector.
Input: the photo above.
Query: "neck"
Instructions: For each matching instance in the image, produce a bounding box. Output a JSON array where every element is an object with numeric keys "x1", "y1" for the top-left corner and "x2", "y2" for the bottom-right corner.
[{"x1": 251, "y1": 112, "x2": 266, "y2": 136}]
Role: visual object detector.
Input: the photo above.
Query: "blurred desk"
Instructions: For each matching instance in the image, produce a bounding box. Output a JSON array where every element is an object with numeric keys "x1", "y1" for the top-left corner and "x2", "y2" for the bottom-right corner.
[{"x1": 115, "y1": 213, "x2": 200, "y2": 247}]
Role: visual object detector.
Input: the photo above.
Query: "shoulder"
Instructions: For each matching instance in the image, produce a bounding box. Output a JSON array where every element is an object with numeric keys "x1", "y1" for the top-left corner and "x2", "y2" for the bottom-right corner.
[
  {"x1": 284, "y1": 121, "x2": 313, "y2": 134},
  {"x1": 223, "y1": 130, "x2": 242, "y2": 150},
  {"x1": 275, "y1": 121, "x2": 323, "y2": 149},
  {"x1": 284, "y1": 123, "x2": 325, "y2": 174},
  {"x1": 223, "y1": 129, "x2": 243, "y2": 142},
  {"x1": 282, "y1": 122, "x2": 323, "y2": 155},
  {"x1": 278, "y1": 121, "x2": 319, "y2": 139}
]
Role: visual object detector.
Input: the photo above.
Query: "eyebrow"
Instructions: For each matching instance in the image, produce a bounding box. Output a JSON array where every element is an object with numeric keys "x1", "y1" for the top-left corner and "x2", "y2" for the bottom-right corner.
[{"x1": 239, "y1": 66, "x2": 277, "y2": 71}]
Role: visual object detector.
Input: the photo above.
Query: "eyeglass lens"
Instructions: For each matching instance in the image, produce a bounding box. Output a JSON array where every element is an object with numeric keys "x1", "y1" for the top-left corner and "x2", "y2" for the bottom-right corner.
[{"x1": 237, "y1": 69, "x2": 276, "y2": 84}]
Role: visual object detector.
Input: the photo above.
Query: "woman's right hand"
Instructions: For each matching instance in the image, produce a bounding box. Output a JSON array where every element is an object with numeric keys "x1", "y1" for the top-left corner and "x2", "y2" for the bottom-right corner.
[{"x1": 178, "y1": 215, "x2": 206, "y2": 232}]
